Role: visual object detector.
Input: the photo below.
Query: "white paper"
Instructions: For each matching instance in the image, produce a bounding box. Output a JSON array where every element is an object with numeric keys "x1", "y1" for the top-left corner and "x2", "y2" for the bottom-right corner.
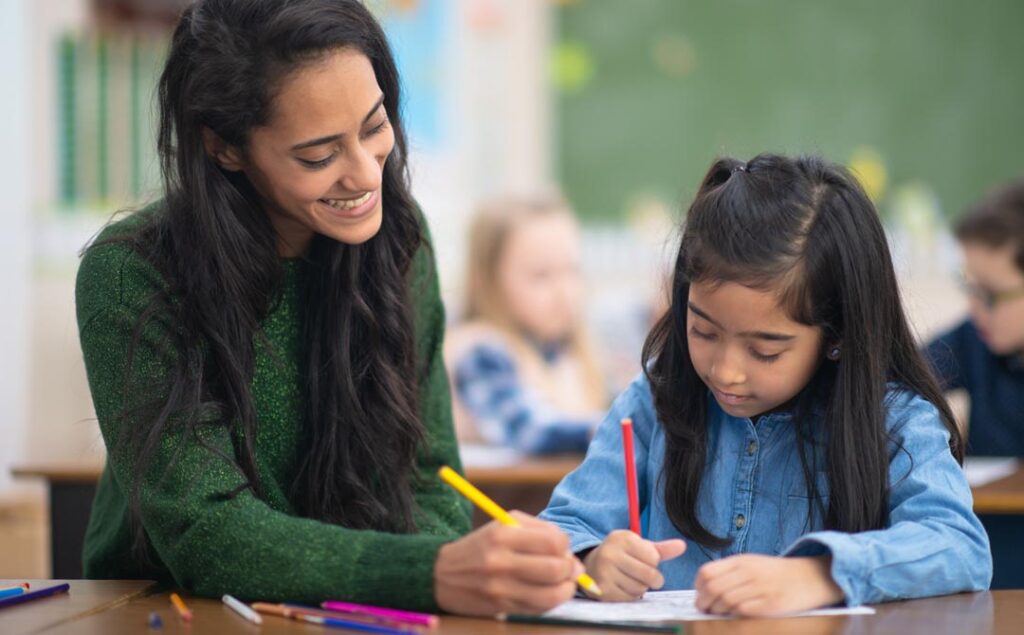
[
  {"x1": 458, "y1": 443, "x2": 525, "y2": 468},
  {"x1": 963, "y1": 457, "x2": 1019, "y2": 487},
  {"x1": 545, "y1": 590, "x2": 875, "y2": 622}
]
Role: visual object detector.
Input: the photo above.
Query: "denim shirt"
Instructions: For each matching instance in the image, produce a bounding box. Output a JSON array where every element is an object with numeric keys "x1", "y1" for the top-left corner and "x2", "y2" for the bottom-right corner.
[{"x1": 539, "y1": 374, "x2": 992, "y2": 606}]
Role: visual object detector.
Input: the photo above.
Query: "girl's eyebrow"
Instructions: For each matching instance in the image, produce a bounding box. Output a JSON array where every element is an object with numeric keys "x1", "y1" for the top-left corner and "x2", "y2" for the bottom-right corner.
[
  {"x1": 289, "y1": 94, "x2": 385, "y2": 151},
  {"x1": 687, "y1": 301, "x2": 796, "y2": 342}
]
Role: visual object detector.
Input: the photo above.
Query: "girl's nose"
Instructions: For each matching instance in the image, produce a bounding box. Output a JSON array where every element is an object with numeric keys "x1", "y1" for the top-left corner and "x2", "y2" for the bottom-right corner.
[{"x1": 710, "y1": 346, "x2": 746, "y2": 387}]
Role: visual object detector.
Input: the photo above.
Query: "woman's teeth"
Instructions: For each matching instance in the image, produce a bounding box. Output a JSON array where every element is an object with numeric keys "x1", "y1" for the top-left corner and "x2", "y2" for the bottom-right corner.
[{"x1": 320, "y1": 191, "x2": 373, "y2": 210}]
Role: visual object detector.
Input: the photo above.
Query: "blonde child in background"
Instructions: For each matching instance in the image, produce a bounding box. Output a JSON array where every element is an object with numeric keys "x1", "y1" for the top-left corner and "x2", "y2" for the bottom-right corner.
[{"x1": 445, "y1": 195, "x2": 608, "y2": 454}]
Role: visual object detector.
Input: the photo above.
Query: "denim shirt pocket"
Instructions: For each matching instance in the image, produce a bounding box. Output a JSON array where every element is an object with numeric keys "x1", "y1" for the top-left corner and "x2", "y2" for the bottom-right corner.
[{"x1": 776, "y1": 471, "x2": 830, "y2": 552}]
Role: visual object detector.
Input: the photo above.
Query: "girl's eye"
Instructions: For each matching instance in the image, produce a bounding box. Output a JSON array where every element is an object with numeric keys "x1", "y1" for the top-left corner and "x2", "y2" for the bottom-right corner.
[
  {"x1": 298, "y1": 154, "x2": 337, "y2": 169},
  {"x1": 750, "y1": 349, "x2": 781, "y2": 364},
  {"x1": 689, "y1": 327, "x2": 717, "y2": 341}
]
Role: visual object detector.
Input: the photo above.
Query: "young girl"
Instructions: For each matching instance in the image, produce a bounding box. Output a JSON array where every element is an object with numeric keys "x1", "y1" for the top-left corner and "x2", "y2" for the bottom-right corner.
[
  {"x1": 540, "y1": 154, "x2": 992, "y2": 615},
  {"x1": 77, "y1": 0, "x2": 582, "y2": 616},
  {"x1": 445, "y1": 196, "x2": 607, "y2": 454}
]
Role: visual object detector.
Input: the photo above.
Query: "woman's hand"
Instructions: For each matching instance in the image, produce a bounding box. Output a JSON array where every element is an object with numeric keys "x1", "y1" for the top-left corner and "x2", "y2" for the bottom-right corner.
[
  {"x1": 434, "y1": 512, "x2": 582, "y2": 616},
  {"x1": 583, "y1": 530, "x2": 687, "y2": 602},
  {"x1": 694, "y1": 554, "x2": 844, "y2": 616}
]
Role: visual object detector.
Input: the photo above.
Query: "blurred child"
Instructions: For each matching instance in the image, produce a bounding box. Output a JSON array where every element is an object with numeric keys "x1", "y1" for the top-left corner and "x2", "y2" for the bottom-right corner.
[
  {"x1": 926, "y1": 179, "x2": 1024, "y2": 456},
  {"x1": 540, "y1": 154, "x2": 990, "y2": 615},
  {"x1": 445, "y1": 195, "x2": 608, "y2": 454}
]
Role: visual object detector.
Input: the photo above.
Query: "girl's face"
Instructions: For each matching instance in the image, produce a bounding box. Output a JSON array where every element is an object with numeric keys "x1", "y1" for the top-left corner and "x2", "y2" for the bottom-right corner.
[
  {"x1": 212, "y1": 48, "x2": 395, "y2": 256},
  {"x1": 496, "y1": 212, "x2": 584, "y2": 344},
  {"x1": 687, "y1": 280, "x2": 826, "y2": 419},
  {"x1": 962, "y1": 241, "x2": 1024, "y2": 355}
]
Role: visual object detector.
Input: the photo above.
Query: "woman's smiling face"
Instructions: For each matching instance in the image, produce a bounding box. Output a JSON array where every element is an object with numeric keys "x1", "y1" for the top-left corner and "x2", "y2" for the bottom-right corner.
[{"x1": 208, "y1": 47, "x2": 395, "y2": 256}]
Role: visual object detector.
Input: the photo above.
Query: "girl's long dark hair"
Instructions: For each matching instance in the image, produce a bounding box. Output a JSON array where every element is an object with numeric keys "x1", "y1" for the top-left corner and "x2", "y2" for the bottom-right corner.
[
  {"x1": 642, "y1": 154, "x2": 961, "y2": 548},
  {"x1": 99, "y1": 0, "x2": 428, "y2": 554}
]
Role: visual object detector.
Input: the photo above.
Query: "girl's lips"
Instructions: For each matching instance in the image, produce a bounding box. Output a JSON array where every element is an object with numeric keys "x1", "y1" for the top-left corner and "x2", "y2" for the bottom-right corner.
[{"x1": 713, "y1": 387, "x2": 752, "y2": 406}]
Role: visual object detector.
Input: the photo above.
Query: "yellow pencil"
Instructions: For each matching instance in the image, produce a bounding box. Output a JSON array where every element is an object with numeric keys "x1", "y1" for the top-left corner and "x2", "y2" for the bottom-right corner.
[
  {"x1": 438, "y1": 465, "x2": 602, "y2": 597},
  {"x1": 170, "y1": 592, "x2": 193, "y2": 621}
]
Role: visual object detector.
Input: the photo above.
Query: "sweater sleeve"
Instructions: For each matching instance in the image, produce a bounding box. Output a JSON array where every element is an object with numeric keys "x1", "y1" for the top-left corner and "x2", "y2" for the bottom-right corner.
[
  {"x1": 76, "y1": 228, "x2": 469, "y2": 610},
  {"x1": 408, "y1": 234, "x2": 474, "y2": 537}
]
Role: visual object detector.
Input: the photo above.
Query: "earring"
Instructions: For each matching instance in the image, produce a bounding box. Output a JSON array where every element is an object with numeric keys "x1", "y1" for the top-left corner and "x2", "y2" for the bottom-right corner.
[{"x1": 827, "y1": 346, "x2": 841, "y2": 361}]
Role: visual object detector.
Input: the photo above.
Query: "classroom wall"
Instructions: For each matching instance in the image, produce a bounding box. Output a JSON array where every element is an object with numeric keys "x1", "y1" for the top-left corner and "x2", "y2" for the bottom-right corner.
[
  {"x1": 0, "y1": 0, "x2": 32, "y2": 495},
  {"x1": 555, "y1": 0, "x2": 1024, "y2": 224}
]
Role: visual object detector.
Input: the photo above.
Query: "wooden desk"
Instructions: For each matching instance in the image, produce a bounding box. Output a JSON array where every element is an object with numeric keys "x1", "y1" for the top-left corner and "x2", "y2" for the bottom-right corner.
[
  {"x1": 10, "y1": 583, "x2": 1024, "y2": 635},
  {"x1": 10, "y1": 458, "x2": 582, "y2": 488},
  {"x1": 972, "y1": 467, "x2": 1024, "y2": 514},
  {"x1": 0, "y1": 579, "x2": 154, "y2": 634}
]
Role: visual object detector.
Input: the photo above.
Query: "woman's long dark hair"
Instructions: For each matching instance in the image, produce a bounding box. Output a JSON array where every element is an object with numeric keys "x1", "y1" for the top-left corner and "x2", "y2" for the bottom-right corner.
[
  {"x1": 642, "y1": 154, "x2": 961, "y2": 548},
  {"x1": 100, "y1": 0, "x2": 428, "y2": 553}
]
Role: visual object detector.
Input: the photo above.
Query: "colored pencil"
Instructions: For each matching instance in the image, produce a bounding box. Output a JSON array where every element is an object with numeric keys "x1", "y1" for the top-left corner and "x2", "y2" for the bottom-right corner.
[
  {"x1": 0, "y1": 583, "x2": 30, "y2": 593},
  {"x1": 438, "y1": 465, "x2": 603, "y2": 597},
  {"x1": 0, "y1": 583, "x2": 70, "y2": 610},
  {"x1": 621, "y1": 418, "x2": 642, "y2": 534},
  {"x1": 0, "y1": 587, "x2": 28, "y2": 600},
  {"x1": 253, "y1": 603, "x2": 410, "y2": 634},
  {"x1": 321, "y1": 600, "x2": 439, "y2": 627},
  {"x1": 504, "y1": 613, "x2": 684, "y2": 633},
  {"x1": 222, "y1": 594, "x2": 262, "y2": 624},
  {"x1": 170, "y1": 592, "x2": 192, "y2": 621}
]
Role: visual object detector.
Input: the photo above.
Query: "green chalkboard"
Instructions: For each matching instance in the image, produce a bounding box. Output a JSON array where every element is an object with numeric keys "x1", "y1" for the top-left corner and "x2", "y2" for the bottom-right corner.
[{"x1": 555, "y1": 0, "x2": 1024, "y2": 222}]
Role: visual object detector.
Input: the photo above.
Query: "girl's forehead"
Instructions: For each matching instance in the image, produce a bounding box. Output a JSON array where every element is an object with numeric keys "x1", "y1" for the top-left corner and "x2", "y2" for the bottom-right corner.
[{"x1": 688, "y1": 280, "x2": 808, "y2": 333}]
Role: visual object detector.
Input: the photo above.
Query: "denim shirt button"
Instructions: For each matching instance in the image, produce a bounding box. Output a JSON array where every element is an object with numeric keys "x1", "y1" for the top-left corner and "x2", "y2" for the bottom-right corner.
[
  {"x1": 735, "y1": 514, "x2": 746, "y2": 529},
  {"x1": 747, "y1": 440, "x2": 757, "y2": 455}
]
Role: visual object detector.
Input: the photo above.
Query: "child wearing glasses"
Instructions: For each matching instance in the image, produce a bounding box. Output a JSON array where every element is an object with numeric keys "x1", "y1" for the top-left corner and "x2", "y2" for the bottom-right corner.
[{"x1": 926, "y1": 179, "x2": 1024, "y2": 456}]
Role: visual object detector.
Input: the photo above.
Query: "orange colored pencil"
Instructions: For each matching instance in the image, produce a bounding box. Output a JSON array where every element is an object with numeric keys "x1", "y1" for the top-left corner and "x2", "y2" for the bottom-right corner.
[{"x1": 170, "y1": 592, "x2": 193, "y2": 621}]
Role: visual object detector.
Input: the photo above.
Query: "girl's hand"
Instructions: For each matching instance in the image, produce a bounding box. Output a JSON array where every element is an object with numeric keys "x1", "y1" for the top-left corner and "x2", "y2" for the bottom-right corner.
[
  {"x1": 694, "y1": 554, "x2": 844, "y2": 616},
  {"x1": 583, "y1": 530, "x2": 687, "y2": 602},
  {"x1": 434, "y1": 511, "x2": 582, "y2": 616}
]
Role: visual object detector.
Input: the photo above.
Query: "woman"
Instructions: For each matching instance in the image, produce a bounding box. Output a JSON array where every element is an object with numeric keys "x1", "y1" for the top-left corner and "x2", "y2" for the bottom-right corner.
[{"x1": 77, "y1": 0, "x2": 579, "y2": 615}]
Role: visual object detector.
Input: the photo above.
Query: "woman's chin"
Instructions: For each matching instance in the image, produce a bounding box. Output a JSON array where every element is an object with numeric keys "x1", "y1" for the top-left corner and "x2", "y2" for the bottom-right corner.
[{"x1": 319, "y1": 204, "x2": 384, "y2": 245}]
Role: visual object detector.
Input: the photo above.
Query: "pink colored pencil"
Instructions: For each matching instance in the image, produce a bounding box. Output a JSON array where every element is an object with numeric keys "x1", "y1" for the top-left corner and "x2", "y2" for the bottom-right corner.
[
  {"x1": 321, "y1": 600, "x2": 439, "y2": 627},
  {"x1": 621, "y1": 418, "x2": 641, "y2": 535}
]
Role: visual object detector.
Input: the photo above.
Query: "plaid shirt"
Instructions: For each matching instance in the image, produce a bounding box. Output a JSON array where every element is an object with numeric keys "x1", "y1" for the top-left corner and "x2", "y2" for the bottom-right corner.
[{"x1": 451, "y1": 341, "x2": 598, "y2": 454}]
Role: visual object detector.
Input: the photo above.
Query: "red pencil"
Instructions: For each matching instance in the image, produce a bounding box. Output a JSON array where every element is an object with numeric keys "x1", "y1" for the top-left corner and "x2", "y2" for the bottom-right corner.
[{"x1": 621, "y1": 418, "x2": 641, "y2": 534}]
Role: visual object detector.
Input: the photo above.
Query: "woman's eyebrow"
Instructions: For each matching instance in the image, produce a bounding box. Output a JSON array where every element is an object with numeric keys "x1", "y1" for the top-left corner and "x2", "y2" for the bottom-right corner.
[{"x1": 289, "y1": 94, "x2": 385, "y2": 151}]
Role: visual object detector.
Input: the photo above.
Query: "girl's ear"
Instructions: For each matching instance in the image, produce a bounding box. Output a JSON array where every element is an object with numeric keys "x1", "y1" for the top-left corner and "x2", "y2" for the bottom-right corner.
[
  {"x1": 826, "y1": 343, "x2": 842, "y2": 361},
  {"x1": 201, "y1": 126, "x2": 244, "y2": 172}
]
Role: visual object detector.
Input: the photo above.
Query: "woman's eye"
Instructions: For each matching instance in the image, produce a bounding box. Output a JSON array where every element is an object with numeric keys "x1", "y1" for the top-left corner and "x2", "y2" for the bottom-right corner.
[
  {"x1": 298, "y1": 154, "x2": 337, "y2": 169},
  {"x1": 362, "y1": 118, "x2": 390, "y2": 139}
]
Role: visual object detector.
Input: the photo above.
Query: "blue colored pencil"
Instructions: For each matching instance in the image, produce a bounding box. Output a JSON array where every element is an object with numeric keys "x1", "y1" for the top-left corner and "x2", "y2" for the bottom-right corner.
[
  {"x1": 303, "y1": 613, "x2": 411, "y2": 633},
  {"x1": 0, "y1": 587, "x2": 28, "y2": 600},
  {"x1": 0, "y1": 583, "x2": 70, "y2": 609}
]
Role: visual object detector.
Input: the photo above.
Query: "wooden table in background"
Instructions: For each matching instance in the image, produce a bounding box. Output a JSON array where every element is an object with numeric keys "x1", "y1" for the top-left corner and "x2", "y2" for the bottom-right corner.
[
  {"x1": 3, "y1": 581, "x2": 1023, "y2": 634},
  {"x1": 13, "y1": 459, "x2": 1024, "y2": 584},
  {"x1": 972, "y1": 466, "x2": 1024, "y2": 514}
]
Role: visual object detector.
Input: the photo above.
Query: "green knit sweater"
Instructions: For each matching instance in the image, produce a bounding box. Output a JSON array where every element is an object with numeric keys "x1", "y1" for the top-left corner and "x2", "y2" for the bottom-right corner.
[{"x1": 76, "y1": 208, "x2": 471, "y2": 610}]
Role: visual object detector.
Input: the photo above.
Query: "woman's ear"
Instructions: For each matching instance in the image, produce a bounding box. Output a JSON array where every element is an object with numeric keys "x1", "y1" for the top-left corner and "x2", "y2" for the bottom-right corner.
[{"x1": 201, "y1": 126, "x2": 244, "y2": 172}]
